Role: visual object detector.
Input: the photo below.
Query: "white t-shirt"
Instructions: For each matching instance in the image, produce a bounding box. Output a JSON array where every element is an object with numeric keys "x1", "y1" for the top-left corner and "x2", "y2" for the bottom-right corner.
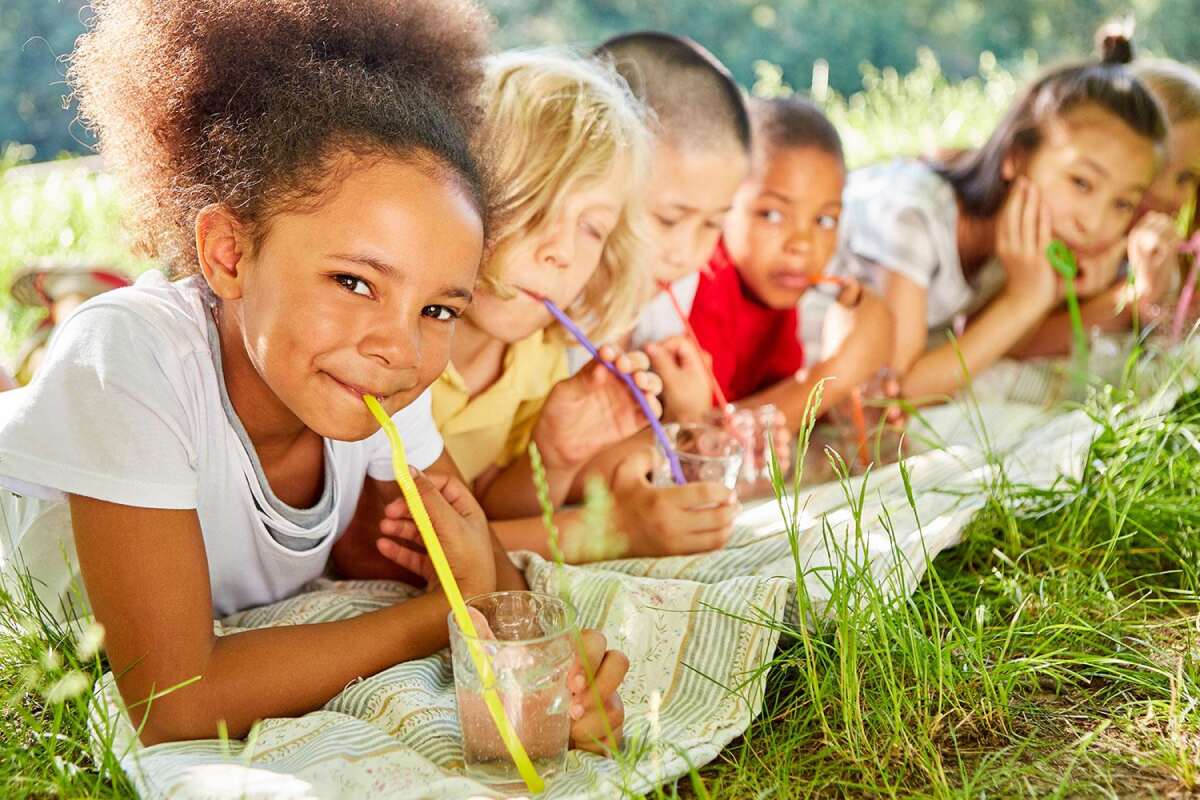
[
  {"x1": 832, "y1": 158, "x2": 978, "y2": 331},
  {"x1": 0, "y1": 272, "x2": 443, "y2": 617}
]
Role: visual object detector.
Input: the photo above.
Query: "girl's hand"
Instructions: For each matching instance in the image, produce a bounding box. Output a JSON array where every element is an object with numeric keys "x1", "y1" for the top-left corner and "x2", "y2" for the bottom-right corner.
[
  {"x1": 1072, "y1": 236, "x2": 1128, "y2": 300},
  {"x1": 608, "y1": 446, "x2": 739, "y2": 557},
  {"x1": 645, "y1": 336, "x2": 714, "y2": 423},
  {"x1": 567, "y1": 629, "x2": 628, "y2": 753},
  {"x1": 997, "y1": 178, "x2": 1056, "y2": 312},
  {"x1": 835, "y1": 276, "x2": 864, "y2": 308},
  {"x1": 376, "y1": 469, "x2": 496, "y2": 599},
  {"x1": 1127, "y1": 211, "x2": 1181, "y2": 318},
  {"x1": 533, "y1": 346, "x2": 663, "y2": 472}
]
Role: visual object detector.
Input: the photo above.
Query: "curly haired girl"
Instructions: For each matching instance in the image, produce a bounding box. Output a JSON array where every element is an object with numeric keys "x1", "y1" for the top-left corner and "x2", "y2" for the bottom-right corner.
[{"x1": 0, "y1": 0, "x2": 625, "y2": 751}]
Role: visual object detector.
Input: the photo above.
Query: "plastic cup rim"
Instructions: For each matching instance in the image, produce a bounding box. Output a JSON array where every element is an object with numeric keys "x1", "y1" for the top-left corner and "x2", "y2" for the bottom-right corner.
[{"x1": 449, "y1": 590, "x2": 575, "y2": 647}]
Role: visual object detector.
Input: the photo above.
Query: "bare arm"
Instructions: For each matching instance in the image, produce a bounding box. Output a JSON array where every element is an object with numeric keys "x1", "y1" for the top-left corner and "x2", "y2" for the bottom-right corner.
[
  {"x1": 1009, "y1": 282, "x2": 1130, "y2": 359},
  {"x1": 740, "y1": 289, "x2": 893, "y2": 433},
  {"x1": 70, "y1": 484, "x2": 492, "y2": 745}
]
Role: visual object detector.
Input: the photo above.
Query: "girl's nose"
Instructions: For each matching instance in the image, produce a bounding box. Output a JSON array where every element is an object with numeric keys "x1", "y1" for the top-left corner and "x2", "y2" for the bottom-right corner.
[
  {"x1": 361, "y1": 312, "x2": 420, "y2": 370},
  {"x1": 536, "y1": 224, "x2": 575, "y2": 272}
]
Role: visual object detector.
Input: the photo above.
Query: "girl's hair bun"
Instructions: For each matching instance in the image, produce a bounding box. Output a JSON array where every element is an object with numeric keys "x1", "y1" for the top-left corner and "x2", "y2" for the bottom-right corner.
[{"x1": 1096, "y1": 19, "x2": 1135, "y2": 65}]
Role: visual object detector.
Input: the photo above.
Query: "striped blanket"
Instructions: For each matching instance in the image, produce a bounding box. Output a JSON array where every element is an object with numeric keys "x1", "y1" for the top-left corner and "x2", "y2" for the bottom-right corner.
[{"x1": 103, "y1": 346, "x2": 1188, "y2": 799}]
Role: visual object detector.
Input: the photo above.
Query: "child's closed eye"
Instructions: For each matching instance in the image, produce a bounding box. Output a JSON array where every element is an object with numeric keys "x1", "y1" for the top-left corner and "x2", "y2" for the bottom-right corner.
[
  {"x1": 333, "y1": 273, "x2": 374, "y2": 298},
  {"x1": 1069, "y1": 175, "x2": 1093, "y2": 193}
]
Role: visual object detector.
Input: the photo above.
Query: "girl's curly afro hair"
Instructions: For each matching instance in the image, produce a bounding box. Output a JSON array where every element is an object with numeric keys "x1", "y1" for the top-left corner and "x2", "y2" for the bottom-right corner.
[{"x1": 69, "y1": 0, "x2": 493, "y2": 276}]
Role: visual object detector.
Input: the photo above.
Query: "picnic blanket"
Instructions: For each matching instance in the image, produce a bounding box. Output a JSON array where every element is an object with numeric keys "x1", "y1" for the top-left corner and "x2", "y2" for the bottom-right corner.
[{"x1": 99, "y1": 344, "x2": 1198, "y2": 799}]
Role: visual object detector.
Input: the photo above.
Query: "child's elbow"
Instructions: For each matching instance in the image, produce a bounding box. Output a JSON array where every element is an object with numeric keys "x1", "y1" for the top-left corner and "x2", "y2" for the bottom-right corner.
[{"x1": 133, "y1": 694, "x2": 246, "y2": 746}]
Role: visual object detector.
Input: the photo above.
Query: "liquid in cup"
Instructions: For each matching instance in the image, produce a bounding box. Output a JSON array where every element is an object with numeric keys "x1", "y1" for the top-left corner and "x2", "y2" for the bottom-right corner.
[
  {"x1": 450, "y1": 592, "x2": 574, "y2": 788},
  {"x1": 653, "y1": 422, "x2": 744, "y2": 490}
]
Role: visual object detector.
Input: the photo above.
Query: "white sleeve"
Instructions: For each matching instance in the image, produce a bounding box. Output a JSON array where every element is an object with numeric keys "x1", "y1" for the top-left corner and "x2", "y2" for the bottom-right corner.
[
  {"x1": 844, "y1": 198, "x2": 940, "y2": 290},
  {"x1": 0, "y1": 304, "x2": 200, "y2": 509},
  {"x1": 365, "y1": 387, "x2": 444, "y2": 480}
]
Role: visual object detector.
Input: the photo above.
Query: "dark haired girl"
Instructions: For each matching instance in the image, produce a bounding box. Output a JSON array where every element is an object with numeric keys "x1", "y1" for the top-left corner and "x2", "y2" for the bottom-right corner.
[{"x1": 833, "y1": 35, "x2": 1168, "y2": 401}]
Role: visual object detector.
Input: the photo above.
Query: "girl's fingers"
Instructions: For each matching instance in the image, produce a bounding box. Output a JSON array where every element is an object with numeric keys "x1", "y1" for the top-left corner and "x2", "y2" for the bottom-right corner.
[
  {"x1": 667, "y1": 480, "x2": 737, "y2": 510},
  {"x1": 681, "y1": 502, "x2": 741, "y2": 535},
  {"x1": 682, "y1": 526, "x2": 733, "y2": 553},
  {"x1": 578, "y1": 649, "x2": 629, "y2": 701},
  {"x1": 632, "y1": 370, "x2": 663, "y2": 396},
  {"x1": 569, "y1": 629, "x2": 609, "y2": 689},
  {"x1": 1021, "y1": 180, "x2": 1041, "y2": 254},
  {"x1": 375, "y1": 536, "x2": 428, "y2": 578},
  {"x1": 613, "y1": 350, "x2": 650, "y2": 375},
  {"x1": 379, "y1": 516, "x2": 423, "y2": 538},
  {"x1": 1003, "y1": 178, "x2": 1027, "y2": 251},
  {"x1": 1035, "y1": 191, "x2": 1053, "y2": 254}
]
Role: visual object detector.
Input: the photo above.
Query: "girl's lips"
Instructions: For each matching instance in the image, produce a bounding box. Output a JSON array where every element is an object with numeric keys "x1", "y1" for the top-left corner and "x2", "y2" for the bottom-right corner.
[{"x1": 324, "y1": 372, "x2": 391, "y2": 401}]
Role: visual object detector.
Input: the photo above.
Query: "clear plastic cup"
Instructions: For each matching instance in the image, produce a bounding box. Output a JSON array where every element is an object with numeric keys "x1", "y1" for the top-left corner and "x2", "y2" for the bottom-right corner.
[
  {"x1": 449, "y1": 592, "x2": 574, "y2": 788},
  {"x1": 653, "y1": 421, "x2": 744, "y2": 489}
]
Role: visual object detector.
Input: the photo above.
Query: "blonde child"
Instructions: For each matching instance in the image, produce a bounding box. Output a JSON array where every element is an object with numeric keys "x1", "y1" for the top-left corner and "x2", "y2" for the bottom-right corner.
[
  {"x1": 386, "y1": 50, "x2": 738, "y2": 562},
  {"x1": 0, "y1": 0, "x2": 624, "y2": 751},
  {"x1": 834, "y1": 37, "x2": 1168, "y2": 399}
]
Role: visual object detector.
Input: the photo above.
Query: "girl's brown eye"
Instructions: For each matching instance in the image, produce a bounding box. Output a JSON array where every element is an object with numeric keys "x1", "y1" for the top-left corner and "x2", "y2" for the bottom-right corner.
[{"x1": 334, "y1": 274, "x2": 372, "y2": 297}]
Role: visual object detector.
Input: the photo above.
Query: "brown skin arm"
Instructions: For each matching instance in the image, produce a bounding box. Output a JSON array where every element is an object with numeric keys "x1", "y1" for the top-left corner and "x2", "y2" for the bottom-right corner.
[
  {"x1": 883, "y1": 272, "x2": 1052, "y2": 403},
  {"x1": 70, "y1": 494, "x2": 464, "y2": 745},
  {"x1": 1009, "y1": 283, "x2": 1130, "y2": 359}
]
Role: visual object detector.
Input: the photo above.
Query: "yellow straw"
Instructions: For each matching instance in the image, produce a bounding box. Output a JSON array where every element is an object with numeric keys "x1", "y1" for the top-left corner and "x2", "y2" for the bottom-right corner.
[{"x1": 363, "y1": 395, "x2": 544, "y2": 794}]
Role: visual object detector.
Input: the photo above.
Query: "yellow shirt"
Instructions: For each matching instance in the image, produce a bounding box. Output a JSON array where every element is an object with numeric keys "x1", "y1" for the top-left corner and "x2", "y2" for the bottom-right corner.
[{"x1": 432, "y1": 330, "x2": 568, "y2": 485}]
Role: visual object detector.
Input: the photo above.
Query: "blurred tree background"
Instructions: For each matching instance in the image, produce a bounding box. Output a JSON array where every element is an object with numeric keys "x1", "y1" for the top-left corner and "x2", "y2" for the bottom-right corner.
[{"x1": 2, "y1": 0, "x2": 1198, "y2": 162}]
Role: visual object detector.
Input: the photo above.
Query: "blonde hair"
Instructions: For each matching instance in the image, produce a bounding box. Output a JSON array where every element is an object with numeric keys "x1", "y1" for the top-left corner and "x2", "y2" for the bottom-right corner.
[
  {"x1": 476, "y1": 49, "x2": 653, "y2": 342},
  {"x1": 1133, "y1": 59, "x2": 1200, "y2": 125}
]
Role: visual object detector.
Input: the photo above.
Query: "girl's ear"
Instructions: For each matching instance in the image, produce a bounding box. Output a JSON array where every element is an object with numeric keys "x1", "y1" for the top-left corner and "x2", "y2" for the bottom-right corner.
[
  {"x1": 195, "y1": 204, "x2": 249, "y2": 301},
  {"x1": 1001, "y1": 149, "x2": 1027, "y2": 182}
]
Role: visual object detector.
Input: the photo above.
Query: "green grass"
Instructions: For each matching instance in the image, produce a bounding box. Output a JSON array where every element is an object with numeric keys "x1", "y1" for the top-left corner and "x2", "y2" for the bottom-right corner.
[
  {"x1": 3, "y1": 56, "x2": 1194, "y2": 799},
  {"x1": 690, "y1": 356, "x2": 1200, "y2": 798}
]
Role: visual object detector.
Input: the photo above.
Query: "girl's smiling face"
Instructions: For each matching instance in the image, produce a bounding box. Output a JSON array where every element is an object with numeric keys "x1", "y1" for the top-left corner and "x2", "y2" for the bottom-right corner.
[
  {"x1": 722, "y1": 145, "x2": 845, "y2": 310},
  {"x1": 200, "y1": 152, "x2": 484, "y2": 441},
  {"x1": 1016, "y1": 104, "x2": 1160, "y2": 257},
  {"x1": 1143, "y1": 117, "x2": 1200, "y2": 216},
  {"x1": 466, "y1": 161, "x2": 630, "y2": 343}
]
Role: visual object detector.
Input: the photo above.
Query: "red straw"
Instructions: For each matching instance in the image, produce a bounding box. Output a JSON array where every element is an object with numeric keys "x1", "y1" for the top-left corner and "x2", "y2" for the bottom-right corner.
[
  {"x1": 659, "y1": 281, "x2": 729, "y2": 410},
  {"x1": 659, "y1": 275, "x2": 870, "y2": 466}
]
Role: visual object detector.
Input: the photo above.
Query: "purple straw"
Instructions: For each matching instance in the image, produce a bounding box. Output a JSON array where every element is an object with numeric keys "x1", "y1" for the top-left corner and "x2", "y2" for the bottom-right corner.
[{"x1": 536, "y1": 295, "x2": 686, "y2": 485}]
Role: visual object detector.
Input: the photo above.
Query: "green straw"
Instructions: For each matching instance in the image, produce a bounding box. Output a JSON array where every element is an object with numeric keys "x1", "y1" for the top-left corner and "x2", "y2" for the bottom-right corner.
[{"x1": 1046, "y1": 240, "x2": 1089, "y2": 385}]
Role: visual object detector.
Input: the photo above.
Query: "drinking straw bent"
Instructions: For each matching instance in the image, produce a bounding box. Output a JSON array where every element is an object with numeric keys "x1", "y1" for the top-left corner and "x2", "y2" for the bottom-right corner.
[
  {"x1": 363, "y1": 395, "x2": 545, "y2": 794},
  {"x1": 1046, "y1": 240, "x2": 1089, "y2": 372},
  {"x1": 532, "y1": 292, "x2": 687, "y2": 485},
  {"x1": 659, "y1": 281, "x2": 730, "y2": 411}
]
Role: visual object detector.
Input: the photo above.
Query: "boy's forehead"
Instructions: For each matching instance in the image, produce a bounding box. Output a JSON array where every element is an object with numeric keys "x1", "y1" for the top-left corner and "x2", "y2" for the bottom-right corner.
[
  {"x1": 650, "y1": 139, "x2": 749, "y2": 208},
  {"x1": 753, "y1": 146, "x2": 845, "y2": 197}
]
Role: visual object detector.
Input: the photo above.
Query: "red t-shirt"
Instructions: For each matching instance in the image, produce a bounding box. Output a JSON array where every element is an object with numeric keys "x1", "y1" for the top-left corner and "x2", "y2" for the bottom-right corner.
[{"x1": 689, "y1": 241, "x2": 805, "y2": 403}]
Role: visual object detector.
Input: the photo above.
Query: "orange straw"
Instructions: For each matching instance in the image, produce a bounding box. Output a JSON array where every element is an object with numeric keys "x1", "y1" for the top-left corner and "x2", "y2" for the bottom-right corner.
[{"x1": 848, "y1": 388, "x2": 870, "y2": 468}]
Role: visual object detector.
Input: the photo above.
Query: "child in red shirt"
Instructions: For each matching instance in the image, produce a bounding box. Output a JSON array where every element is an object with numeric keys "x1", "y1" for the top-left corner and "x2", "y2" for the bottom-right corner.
[{"x1": 667, "y1": 96, "x2": 891, "y2": 432}]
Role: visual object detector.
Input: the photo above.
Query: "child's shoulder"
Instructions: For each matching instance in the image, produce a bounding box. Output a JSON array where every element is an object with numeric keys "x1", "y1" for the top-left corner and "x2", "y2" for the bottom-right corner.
[
  {"x1": 56, "y1": 271, "x2": 211, "y2": 361},
  {"x1": 846, "y1": 158, "x2": 954, "y2": 211}
]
